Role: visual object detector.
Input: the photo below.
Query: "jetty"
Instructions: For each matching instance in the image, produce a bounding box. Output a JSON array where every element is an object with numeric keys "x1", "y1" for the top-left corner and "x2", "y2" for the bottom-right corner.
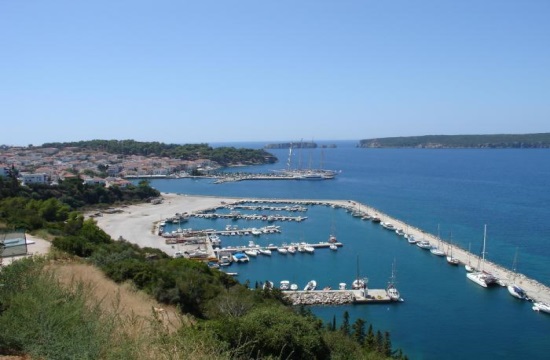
[{"x1": 283, "y1": 289, "x2": 394, "y2": 305}]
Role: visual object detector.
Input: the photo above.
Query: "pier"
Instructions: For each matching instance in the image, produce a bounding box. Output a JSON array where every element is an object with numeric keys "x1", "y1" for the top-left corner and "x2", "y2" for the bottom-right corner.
[{"x1": 283, "y1": 289, "x2": 394, "y2": 306}]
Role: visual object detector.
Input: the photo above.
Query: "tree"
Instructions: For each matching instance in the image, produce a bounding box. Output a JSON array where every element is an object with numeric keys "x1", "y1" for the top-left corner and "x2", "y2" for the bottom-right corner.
[
  {"x1": 364, "y1": 324, "x2": 375, "y2": 351},
  {"x1": 340, "y1": 311, "x2": 350, "y2": 335},
  {"x1": 383, "y1": 331, "x2": 392, "y2": 357},
  {"x1": 351, "y1": 318, "x2": 366, "y2": 344}
]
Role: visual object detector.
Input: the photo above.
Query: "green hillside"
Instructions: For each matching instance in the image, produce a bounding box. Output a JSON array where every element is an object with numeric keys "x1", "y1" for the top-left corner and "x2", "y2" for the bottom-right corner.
[{"x1": 359, "y1": 133, "x2": 550, "y2": 148}]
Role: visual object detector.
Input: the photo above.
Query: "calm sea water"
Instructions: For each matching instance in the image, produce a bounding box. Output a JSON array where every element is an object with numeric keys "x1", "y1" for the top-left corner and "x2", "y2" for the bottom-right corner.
[{"x1": 148, "y1": 141, "x2": 550, "y2": 360}]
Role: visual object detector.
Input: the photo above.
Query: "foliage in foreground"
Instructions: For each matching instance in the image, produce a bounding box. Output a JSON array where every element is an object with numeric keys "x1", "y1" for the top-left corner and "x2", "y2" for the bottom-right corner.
[{"x1": 0, "y1": 257, "x2": 232, "y2": 360}]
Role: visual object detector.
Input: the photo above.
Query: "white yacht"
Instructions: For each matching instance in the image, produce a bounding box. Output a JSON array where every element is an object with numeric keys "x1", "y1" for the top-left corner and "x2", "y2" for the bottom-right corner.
[
  {"x1": 532, "y1": 302, "x2": 550, "y2": 314},
  {"x1": 287, "y1": 245, "x2": 297, "y2": 254},
  {"x1": 244, "y1": 249, "x2": 258, "y2": 257},
  {"x1": 330, "y1": 243, "x2": 338, "y2": 251},
  {"x1": 277, "y1": 247, "x2": 288, "y2": 254},
  {"x1": 303, "y1": 245, "x2": 315, "y2": 254},
  {"x1": 507, "y1": 285, "x2": 528, "y2": 300},
  {"x1": 304, "y1": 280, "x2": 317, "y2": 291},
  {"x1": 258, "y1": 248, "x2": 272, "y2": 256},
  {"x1": 386, "y1": 260, "x2": 402, "y2": 301},
  {"x1": 416, "y1": 240, "x2": 432, "y2": 249},
  {"x1": 381, "y1": 222, "x2": 396, "y2": 230},
  {"x1": 279, "y1": 280, "x2": 290, "y2": 290}
]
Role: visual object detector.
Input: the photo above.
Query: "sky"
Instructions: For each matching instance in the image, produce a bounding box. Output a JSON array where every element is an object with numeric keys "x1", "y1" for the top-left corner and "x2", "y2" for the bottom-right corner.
[{"x1": 1, "y1": 0, "x2": 549, "y2": 146}]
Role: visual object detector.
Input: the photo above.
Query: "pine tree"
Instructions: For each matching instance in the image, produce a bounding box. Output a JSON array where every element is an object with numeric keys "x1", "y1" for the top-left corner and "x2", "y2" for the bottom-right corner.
[
  {"x1": 332, "y1": 314, "x2": 337, "y2": 331},
  {"x1": 352, "y1": 318, "x2": 366, "y2": 344},
  {"x1": 364, "y1": 324, "x2": 375, "y2": 351},
  {"x1": 375, "y1": 330, "x2": 383, "y2": 354},
  {"x1": 340, "y1": 311, "x2": 350, "y2": 335},
  {"x1": 383, "y1": 331, "x2": 392, "y2": 357}
]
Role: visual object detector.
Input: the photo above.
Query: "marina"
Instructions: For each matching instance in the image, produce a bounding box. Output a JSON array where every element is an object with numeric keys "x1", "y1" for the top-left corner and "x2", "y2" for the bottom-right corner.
[{"x1": 153, "y1": 196, "x2": 550, "y2": 307}]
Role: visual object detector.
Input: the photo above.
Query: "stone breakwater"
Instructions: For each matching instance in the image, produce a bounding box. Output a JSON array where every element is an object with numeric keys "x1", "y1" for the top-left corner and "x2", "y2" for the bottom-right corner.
[{"x1": 284, "y1": 290, "x2": 355, "y2": 306}]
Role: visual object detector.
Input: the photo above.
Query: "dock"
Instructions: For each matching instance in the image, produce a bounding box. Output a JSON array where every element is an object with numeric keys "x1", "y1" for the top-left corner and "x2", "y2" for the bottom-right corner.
[{"x1": 283, "y1": 289, "x2": 394, "y2": 306}]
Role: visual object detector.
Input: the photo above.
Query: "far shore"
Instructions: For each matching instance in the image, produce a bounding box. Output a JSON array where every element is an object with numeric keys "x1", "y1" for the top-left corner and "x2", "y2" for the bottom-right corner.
[{"x1": 92, "y1": 192, "x2": 550, "y2": 305}]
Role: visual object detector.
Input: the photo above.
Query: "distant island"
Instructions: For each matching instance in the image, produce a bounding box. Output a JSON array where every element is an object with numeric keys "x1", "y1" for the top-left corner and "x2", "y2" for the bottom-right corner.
[
  {"x1": 264, "y1": 142, "x2": 337, "y2": 149},
  {"x1": 358, "y1": 133, "x2": 550, "y2": 149}
]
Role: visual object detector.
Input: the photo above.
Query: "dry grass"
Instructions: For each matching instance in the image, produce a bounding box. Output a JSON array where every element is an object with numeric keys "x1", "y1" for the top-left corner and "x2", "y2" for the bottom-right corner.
[{"x1": 50, "y1": 262, "x2": 189, "y2": 334}]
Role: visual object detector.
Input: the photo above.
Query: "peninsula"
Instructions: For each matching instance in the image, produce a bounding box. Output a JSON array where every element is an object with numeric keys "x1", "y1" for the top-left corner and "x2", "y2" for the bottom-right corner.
[{"x1": 359, "y1": 133, "x2": 550, "y2": 149}]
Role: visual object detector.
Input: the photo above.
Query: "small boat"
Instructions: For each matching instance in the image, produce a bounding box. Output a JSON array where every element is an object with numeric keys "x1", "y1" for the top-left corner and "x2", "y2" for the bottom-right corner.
[
  {"x1": 290, "y1": 283, "x2": 298, "y2": 291},
  {"x1": 287, "y1": 246, "x2": 297, "y2": 254},
  {"x1": 258, "y1": 248, "x2": 272, "y2": 256},
  {"x1": 352, "y1": 278, "x2": 366, "y2": 290},
  {"x1": 430, "y1": 247, "x2": 445, "y2": 256},
  {"x1": 244, "y1": 249, "x2": 259, "y2": 257},
  {"x1": 303, "y1": 245, "x2": 315, "y2": 254},
  {"x1": 416, "y1": 240, "x2": 432, "y2": 249},
  {"x1": 532, "y1": 302, "x2": 550, "y2": 314},
  {"x1": 386, "y1": 260, "x2": 403, "y2": 301},
  {"x1": 277, "y1": 247, "x2": 288, "y2": 254},
  {"x1": 381, "y1": 222, "x2": 396, "y2": 230},
  {"x1": 232, "y1": 253, "x2": 250, "y2": 263},
  {"x1": 395, "y1": 228, "x2": 405, "y2": 236},
  {"x1": 371, "y1": 216, "x2": 381, "y2": 223},
  {"x1": 280, "y1": 280, "x2": 290, "y2": 290},
  {"x1": 251, "y1": 228, "x2": 262, "y2": 236},
  {"x1": 304, "y1": 280, "x2": 317, "y2": 291},
  {"x1": 446, "y1": 233, "x2": 460, "y2": 265},
  {"x1": 406, "y1": 235, "x2": 418, "y2": 244},
  {"x1": 465, "y1": 242, "x2": 475, "y2": 272},
  {"x1": 219, "y1": 255, "x2": 232, "y2": 266},
  {"x1": 297, "y1": 245, "x2": 306, "y2": 253},
  {"x1": 507, "y1": 248, "x2": 528, "y2": 300},
  {"x1": 330, "y1": 243, "x2": 338, "y2": 251},
  {"x1": 507, "y1": 285, "x2": 528, "y2": 300}
]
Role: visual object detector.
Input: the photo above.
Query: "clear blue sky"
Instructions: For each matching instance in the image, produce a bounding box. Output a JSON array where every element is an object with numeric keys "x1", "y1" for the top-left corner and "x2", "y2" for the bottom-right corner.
[{"x1": 1, "y1": 0, "x2": 549, "y2": 146}]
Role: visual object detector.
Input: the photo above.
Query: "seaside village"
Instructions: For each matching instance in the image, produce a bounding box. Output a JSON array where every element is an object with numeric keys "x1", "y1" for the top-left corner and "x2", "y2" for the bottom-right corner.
[{"x1": 0, "y1": 145, "x2": 217, "y2": 186}]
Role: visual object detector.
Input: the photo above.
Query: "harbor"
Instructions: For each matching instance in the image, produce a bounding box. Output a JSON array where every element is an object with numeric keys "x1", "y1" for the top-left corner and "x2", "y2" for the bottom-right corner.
[{"x1": 94, "y1": 193, "x2": 550, "y2": 308}]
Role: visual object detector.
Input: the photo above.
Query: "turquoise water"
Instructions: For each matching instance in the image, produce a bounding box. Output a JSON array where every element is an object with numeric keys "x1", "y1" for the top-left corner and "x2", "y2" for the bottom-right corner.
[{"x1": 148, "y1": 142, "x2": 550, "y2": 359}]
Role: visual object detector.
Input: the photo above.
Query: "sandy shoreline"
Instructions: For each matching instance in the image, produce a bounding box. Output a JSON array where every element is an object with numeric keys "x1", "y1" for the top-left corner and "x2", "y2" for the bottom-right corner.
[{"x1": 91, "y1": 192, "x2": 550, "y2": 305}]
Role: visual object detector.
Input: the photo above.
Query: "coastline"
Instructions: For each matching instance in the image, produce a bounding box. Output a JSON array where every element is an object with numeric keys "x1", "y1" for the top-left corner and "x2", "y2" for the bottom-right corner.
[{"x1": 92, "y1": 192, "x2": 550, "y2": 305}]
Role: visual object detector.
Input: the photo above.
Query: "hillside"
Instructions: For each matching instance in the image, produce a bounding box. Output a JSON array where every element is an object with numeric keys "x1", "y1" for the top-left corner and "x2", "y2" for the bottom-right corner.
[{"x1": 359, "y1": 133, "x2": 550, "y2": 148}]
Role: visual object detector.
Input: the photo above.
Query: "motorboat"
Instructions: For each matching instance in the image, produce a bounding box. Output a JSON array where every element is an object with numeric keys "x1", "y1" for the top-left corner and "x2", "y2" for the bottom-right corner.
[
  {"x1": 290, "y1": 283, "x2": 298, "y2": 291},
  {"x1": 330, "y1": 243, "x2": 338, "y2": 251},
  {"x1": 232, "y1": 253, "x2": 250, "y2": 263},
  {"x1": 280, "y1": 280, "x2": 290, "y2": 290},
  {"x1": 381, "y1": 222, "x2": 396, "y2": 230},
  {"x1": 303, "y1": 245, "x2": 315, "y2": 254},
  {"x1": 395, "y1": 228, "x2": 405, "y2": 236},
  {"x1": 287, "y1": 246, "x2": 297, "y2": 254},
  {"x1": 304, "y1": 280, "x2": 317, "y2": 291},
  {"x1": 258, "y1": 248, "x2": 272, "y2": 256},
  {"x1": 507, "y1": 285, "x2": 528, "y2": 300},
  {"x1": 219, "y1": 256, "x2": 232, "y2": 266},
  {"x1": 532, "y1": 302, "x2": 550, "y2": 314},
  {"x1": 406, "y1": 234, "x2": 418, "y2": 244},
  {"x1": 244, "y1": 249, "x2": 258, "y2": 257},
  {"x1": 416, "y1": 240, "x2": 432, "y2": 249},
  {"x1": 430, "y1": 247, "x2": 445, "y2": 256},
  {"x1": 277, "y1": 247, "x2": 288, "y2": 254}
]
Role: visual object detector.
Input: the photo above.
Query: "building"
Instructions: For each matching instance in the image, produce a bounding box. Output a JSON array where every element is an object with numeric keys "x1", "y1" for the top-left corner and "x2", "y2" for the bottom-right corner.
[{"x1": 20, "y1": 173, "x2": 48, "y2": 185}]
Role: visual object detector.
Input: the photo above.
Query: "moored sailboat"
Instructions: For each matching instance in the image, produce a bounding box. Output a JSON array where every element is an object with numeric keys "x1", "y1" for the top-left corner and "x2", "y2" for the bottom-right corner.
[
  {"x1": 466, "y1": 225, "x2": 498, "y2": 288},
  {"x1": 507, "y1": 248, "x2": 528, "y2": 300},
  {"x1": 387, "y1": 260, "x2": 403, "y2": 302}
]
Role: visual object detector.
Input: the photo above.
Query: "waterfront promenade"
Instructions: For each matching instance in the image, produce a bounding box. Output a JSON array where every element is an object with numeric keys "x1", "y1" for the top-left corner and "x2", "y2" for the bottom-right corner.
[{"x1": 92, "y1": 192, "x2": 550, "y2": 305}]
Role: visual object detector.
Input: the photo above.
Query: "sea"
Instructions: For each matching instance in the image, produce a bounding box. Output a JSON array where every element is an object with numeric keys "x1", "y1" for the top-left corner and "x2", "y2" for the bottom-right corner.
[{"x1": 145, "y1": 140, "x2": 550, "y2": 360}]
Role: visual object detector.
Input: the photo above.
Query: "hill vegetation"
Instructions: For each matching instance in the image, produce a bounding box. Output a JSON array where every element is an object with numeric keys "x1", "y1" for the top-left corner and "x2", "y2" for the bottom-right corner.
[
  {"x1": 359, "y1": 133, "x2": 550, "y2": 148},
  {"x1": 40, "y1": 140, "x2": 278, "y2": 166},
  {"x1": 0, "y1": 174, "x2": 407, "y2": 359}
]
